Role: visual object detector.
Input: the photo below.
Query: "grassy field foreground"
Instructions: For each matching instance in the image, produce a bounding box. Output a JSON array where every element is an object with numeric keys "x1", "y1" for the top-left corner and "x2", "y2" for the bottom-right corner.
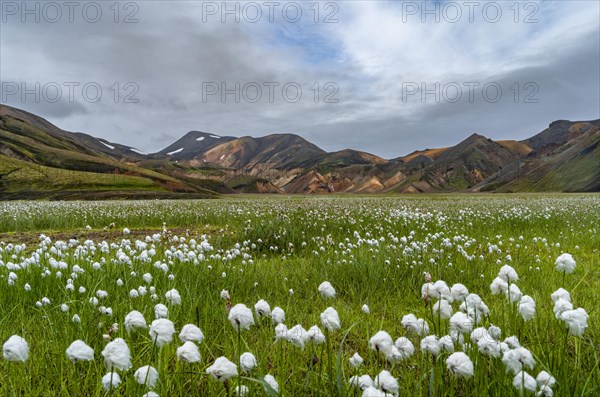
[{"x1": 0, "y1": 195, "x2": 598, "y2": 396}]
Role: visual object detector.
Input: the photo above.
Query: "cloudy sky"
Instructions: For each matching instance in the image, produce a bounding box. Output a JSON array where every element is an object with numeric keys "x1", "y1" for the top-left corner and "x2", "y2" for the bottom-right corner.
[{"x1": 2, "y1": 0, "x2": 599, "y2": 158}]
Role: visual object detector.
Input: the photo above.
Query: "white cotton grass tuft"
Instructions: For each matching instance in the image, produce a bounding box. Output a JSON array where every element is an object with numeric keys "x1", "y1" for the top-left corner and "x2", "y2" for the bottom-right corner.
[
  {"x1": 450, "y1": 283, "x2": 469, "y2": 301},
  {"x1": 274, "y1": 323, "x2": 288, "y2": 340},
  {"x1": 235, "y1": 385, "x2": 249, "y2": 396},
  {"x1": 271, "y1": 307, "x2": 285, "y2": 324},
  {"x1": 498, "y1": 265, "x2": 519, "y2": 282},
  {"x1": 318, "y1": 281, "x2": 336, "y2": 298},
  {"x1": 206, "y1": 356, "x2": 238, "y2": 381},
  {"x1": 149, "y1": 319, "x2": 176, "y2": 347},
  {"x1": 410, "y1": 316, "x2": 430, "y2": 336},
  {"x1": 369, "y1": 331, "x2": 393, "y2": 355},
  {"x1": 101, "y1": 372, "x2": 121, "y2": 390},
  {"x1": 349, "y1": 374, "x2": 373, "y2": 390},
  {"x1": 263, "y1": 374, "x2": 279, "y2": 393},
  {"x1": 450, "y1": 312, "x2": 473, "y2": 334},
  {"x1": 420, "y1": 335, "x2": 441, "y2": 356},
  {"x1": 518, "y1": 295, "x2": 536, "y2": 321},
  {"x1": 362, "y1": 304, "x2": 370, "y2": 314},
  {"x1": 220, "y1": 289, "x2": 231, "y2": 301},
  {"x1": 401, "y1": 313, "x2": 430, "y2": 336},
  {"x1": 154, "y1": 304, "x2": 168, "y2": 319},
  {"x1": 420, "y1": 281, "x2": 433, "y2": 299},
  {"x1": 502, "y1": 347, "x2": 535, "y2": 374},
  {"x1": 537, "y1": 384, "x2": 554, "y2": 397},
  {"x1": 536, "y1": 370, "x2": 556, "y2": 388},
  {"x1": 66, "y1": 340, "x2": 94, "y2": 362},
  {"x1": 488, "y1": 324, "x2": 502, "y2": 341},
  {"x1": 2, "y1": 335, "x2": 29, "y2": 362},
  {"x1": 553, "y1": 298, "x2": 573, "y2": 319},
  {"x1": 134, "y1": 365, "x2": 159, "y2": 389},
  {"x1": 505, "y1": 283, "x2": 522, "y2": 303},
  {"x1": 394, "y1": 337, "x2": 415, "y2": 359},
  {"x1": 432, "y1": 280, "x2": 452, "y2": 301},
  {"x1": 142, "y1": 392, "x2": 159, "y2": 397},
  {"x1": 320, "y1": 307, "x2": 341, "y2": 331},
  {"x1": 465, "y1": 304, "x2": 487, "y2": 325},
  {"x1": 477, "y1": 337, "x2": 501, "y2": 358},
  {"x1": 385, "y1": 346, "x2": 403, "y2": 364},
  {"x1": 102, "y1": 338, "x2": 132, "y2": 371},
  {"x1": 254, "y1": 299, "x2": 271, "y2": 318},
  {"x1": 305, "y1": 325, "x2": 325, "y2": 345},
  {"x1": 401, "y1": 313, "x2": 418, "y2": 331},
  {"x1": 178, "y1": 324, "x2": 204, "y2": 343},
  {"x1": 513, "y1": 371, "x2": 537, "y2": 393},
  {"x1": 504, "y1": 335, "x2": 521, "y2": 350},
  {"x1": 560, "y1": 308, "x2": 589, "y2": 336},
  {"x1": 239, "y1": 352, "x2": 258, "y2": 373},
  {"x1": 176, "y1": 341, "x2": 201, "y2": 363},
  {"x1": 470, "y1": 327, "x2": 490, "y2": 344},
  {"x1": 228, "y1": 304, "x2": 255, "y2": 331},
  {"x1": 490, "y1": 277, "x2": 508, "y2": 295},
  {"x1": 446, "y1": 352, "x2": 474, "y2": 378},
  {"x1": 439, "y1": 335, "x2": 455, "y2": 353},
  {"x1": 555, "y1": 253, "x2": 576, "y2": 274},
  {"x1": 373, "y1": 370, "x2": 399, "y2": 395},
  {"x1": 451, "y1": 332, "x2": 466, "y2": 347},
  {"x1": 551, "y1": 288, "x2": 571, "y2": 303},
  {"x1": 143, "y1": 273, "x2": 153, "y2": 283},
  {"x1": 124, "y1": 310, "x2": 147, "y2": 333},
  {"x1": 349, "y1": 352, "x2": 364, "y2": 368},
  {"x1": 165, "y1": 289, "x2": 181, "y2": 305},
  {"x1": 286, "y1": 324, "x2": 309, "y2": 349},
  {"x1": 433, "y1": 299, "x2": 453, "y2": 319}
]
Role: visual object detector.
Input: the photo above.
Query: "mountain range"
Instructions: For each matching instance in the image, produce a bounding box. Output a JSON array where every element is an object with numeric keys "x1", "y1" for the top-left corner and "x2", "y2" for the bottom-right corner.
[{"x1": 0, "y1": 104, "x2": 598, "y2": 199}]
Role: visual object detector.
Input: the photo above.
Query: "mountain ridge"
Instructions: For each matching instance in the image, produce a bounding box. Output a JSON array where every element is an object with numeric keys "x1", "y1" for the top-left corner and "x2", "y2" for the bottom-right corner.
[{"x1": 1, "y1": 104, "x2": 598, "y2": 198}]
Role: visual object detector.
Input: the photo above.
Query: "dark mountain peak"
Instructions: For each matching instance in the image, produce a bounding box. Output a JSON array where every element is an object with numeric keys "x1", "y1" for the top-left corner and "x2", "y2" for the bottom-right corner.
[
  {"x1": 263, "y1": 132, "x2": 302, "y2": 139},
  {"x1": 155, "y1": 130, "x2": 236, "y2": 158},
  {"x1": 259, "y1": 132, "x2": 320, "y2": 145},
  {"x1": 464, "y1": 132, "x2": 488, "y2": 142},
  {"x1": 255, "y1": 133, "x2": 326, "y2": 153},
  {"x1": 523, "y1": 119, "x2": 599, "y2": 156},
  {"x1": 181, "y1": 130, "x2": 212, "y2": 138},
  {"x1": 549, "y1": 120, "x2": 571, "y2": 127},
  {"x1": 437, "y1": 132, "x2": 505, "y2": 165},
  {"x1": 441, "y1": 133, "x2": 491, "y2": 155}
]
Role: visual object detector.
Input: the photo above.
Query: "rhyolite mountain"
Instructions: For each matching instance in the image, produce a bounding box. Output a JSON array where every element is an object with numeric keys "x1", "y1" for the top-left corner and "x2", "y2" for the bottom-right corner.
[{"x1": 0, "y1": 104, "x2": 598, "y2": 199}]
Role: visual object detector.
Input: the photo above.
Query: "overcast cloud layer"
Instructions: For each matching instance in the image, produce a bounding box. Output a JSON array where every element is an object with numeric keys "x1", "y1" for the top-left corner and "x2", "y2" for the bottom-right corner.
[{"x1": 1, "y1": 0, "x2": 599, "y2": 158}]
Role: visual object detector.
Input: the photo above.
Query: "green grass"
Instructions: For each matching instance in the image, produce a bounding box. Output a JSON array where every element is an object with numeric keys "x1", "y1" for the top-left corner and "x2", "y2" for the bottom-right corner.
[
  {"x1": 0, "y1": 155, "x2": 163, "y2": 193},
  {"x1": 0, "y1": 195, "x2": 598, "y2": 396}
]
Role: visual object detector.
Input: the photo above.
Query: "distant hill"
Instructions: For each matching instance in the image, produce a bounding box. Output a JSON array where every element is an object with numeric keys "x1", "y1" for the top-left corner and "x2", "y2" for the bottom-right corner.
[
  {"x1": 0, "y1": 105, "x2": 219, "y2": 199},
  {"x1": 481, "y1": 120, "x2": 600, "y2": 192},
  {"x1": 1, "y1": 104, "x2": 598, "y2": 198}
]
